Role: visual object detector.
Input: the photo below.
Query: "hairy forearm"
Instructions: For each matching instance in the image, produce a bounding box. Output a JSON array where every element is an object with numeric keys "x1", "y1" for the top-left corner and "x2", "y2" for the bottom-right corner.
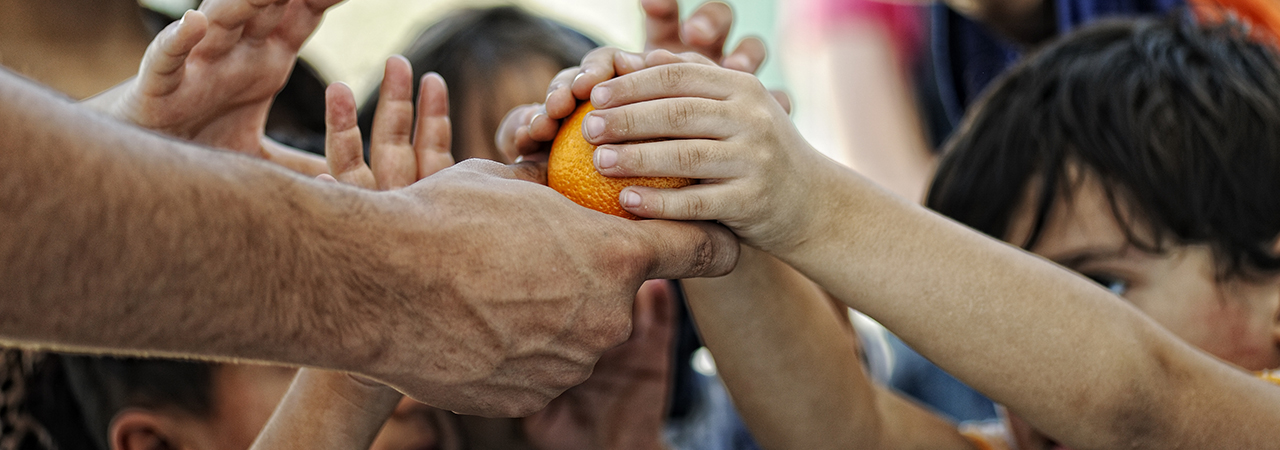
[
  {"x1": 0, "y1": 70, "x2": 399, "y2": 372},
  {"x1": 683, "y1": 247, "x2": 969, "y2": 450},
  {"x1": 777, "y1": 162, "x2": 1280, "y2": 448}
]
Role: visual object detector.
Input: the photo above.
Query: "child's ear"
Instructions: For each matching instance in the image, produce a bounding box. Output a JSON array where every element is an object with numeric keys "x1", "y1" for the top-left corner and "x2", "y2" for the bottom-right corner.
[{"x1": 109, "y1": 410, "x2": 182, "y2": 450}]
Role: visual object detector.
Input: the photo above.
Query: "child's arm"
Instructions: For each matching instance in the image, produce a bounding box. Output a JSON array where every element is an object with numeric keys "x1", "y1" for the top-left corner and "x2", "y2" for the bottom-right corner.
[
  {"x1": 566, "y1": 51, "x2": 1280, "y2": 449},
  {"x1": 683, "y1": 247, "x2": 977, "y2": 450},
  {"x1": 495, "y1": 0, "x2": 780, "y2": 163},
  {"x1": 250, "y1": 369, "x2": 403, "y2": 450},
  {"x1": 82, "y1": 0, "x2": 339, "y2": 175},
  {"x1": 246, "y1": 55, "x2": 455, "y2": 450}
]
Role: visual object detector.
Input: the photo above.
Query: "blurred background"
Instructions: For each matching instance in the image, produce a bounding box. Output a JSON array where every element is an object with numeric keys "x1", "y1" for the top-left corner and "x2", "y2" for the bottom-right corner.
[
  {"x1": 138, "y1": 0, "x2": 924, "y2": 174},
  {"x1": 143, "y1": 0, "x2": 785, "y2": 101}
]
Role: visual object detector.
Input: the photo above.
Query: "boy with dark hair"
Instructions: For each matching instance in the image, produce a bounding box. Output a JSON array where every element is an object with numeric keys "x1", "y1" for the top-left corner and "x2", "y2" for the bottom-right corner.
[{"x1": 513, "y1": 12, "x2": 1280, "y2": 450}]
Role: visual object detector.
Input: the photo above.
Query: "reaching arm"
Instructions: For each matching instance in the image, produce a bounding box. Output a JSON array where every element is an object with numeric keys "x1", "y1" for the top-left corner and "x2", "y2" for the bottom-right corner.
[
  {"x1": 682, "y1": 247, "x2": 975, "y2": 450},
  {"x1": 572, "y1": 53, "x2": 1280, "y2": 449},
  {"x1": 0, "y1": 68, "x2": 739, "y2": 417},
  {"x1": 250, "y1": 370, "x2": 403, "y2": 450}
]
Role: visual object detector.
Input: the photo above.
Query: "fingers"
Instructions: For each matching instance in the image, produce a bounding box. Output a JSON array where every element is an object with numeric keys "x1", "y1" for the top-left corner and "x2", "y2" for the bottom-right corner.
[
  {"x1": 198, "y1": 0, "x2": 285, "y2": 54},
  {"x1": 770, "y1": 90, "x2": 793, "y2": 115},
  {"x1": 633, "y1": 219, "x2": 739, "y2": 279},
  {"x1": 642, "y1": 0, "x2": 734, "y2": 63},
  {"x1": 594, "y1": 140, "x2": 739, "y2": 179},
  {"x1": 137, "y1": 10, "x2": 209, "y2": 97},
  {"x1": 369, "y1": 56, "x2": 419, "y2": 190},
  {"x1": 281, "y1": 0, "x2": 347, "y2": 45},
  {"x1": 590, "y1": 61, "x2": 737, "y2": 108},
  {"x1": 238, "y1": 0, "x2": 290, "y2": 41},
  {"x1": 544, "y1": 67, "x2": 581, "y2": 121},
  {"x1": 632, "y1": 280, "x2": 677, "y2": 340},
  {"x1": 324, "y1": 83, "x2": 377, "y2": 189},
  {"x1": 621, "y1": 184, "x2": 732, "y2": 223},
  {"x1": 642, "y1": 0, "x2": 682, "y2": 50},
  {"x1": 496, "y1": 104, "x2": 544, "y2": 160},
  {"x1": 413, "y1": 73, "x2": 454, "y2": 179},
  {"x1": 641, "y1": 49, "x2": 718, "y2": 69},
  {"x1": 682, "y1": 2, "x2": 734, "y2": 61},
  {"x1": 722, "y1": 37, "x2": 767, "y2": 74},
  {"x1": 570, "y1": 48, "x2": 647, "y2": 101}
]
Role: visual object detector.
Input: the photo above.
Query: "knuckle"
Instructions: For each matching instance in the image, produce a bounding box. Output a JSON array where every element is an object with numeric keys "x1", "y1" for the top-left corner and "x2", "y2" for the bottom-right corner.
[
  {"x1": 667, "y1": 100, "x2": 696, "y2": 130},
  {"x1": 676, "y1": 143, "x2": 706, "y2": 173},
  {"x1": 621, "y1": 109, "x2": 637, "y2": 138},
  {"x1": 658, "y1": 65, "x2": 685, "y2": 90},
  {"x1": 625, "y1": 145, "x2": 649, "y2": 173},
  {"x1": 689, "y1": 230, "x2": 717, "y2": 276},
  {"x1": 683, "y1": 195, "x2": 709, "y2": 219}
]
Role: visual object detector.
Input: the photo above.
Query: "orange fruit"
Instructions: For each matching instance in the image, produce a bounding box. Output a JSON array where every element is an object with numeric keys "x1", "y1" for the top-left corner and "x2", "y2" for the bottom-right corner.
[{"x1": 548, "y1": 103, "x2": 694, "y2": 219}]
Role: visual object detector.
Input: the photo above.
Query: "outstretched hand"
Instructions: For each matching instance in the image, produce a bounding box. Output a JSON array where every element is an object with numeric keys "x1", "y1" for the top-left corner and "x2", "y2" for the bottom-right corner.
[
  {"x1": 573, "y1": 51, "x2": 820, "y2": 254},
  {"x1": 495, "y1": 0, "x2": 782, "y2": 163},
  {"x1": 325, "y1": 56, "x2": 454, "y2": 189},
  {"x1": 523, "y1": 279, "x2": 678, "y2": 450},
  {"x1": 83, "y1": 0, "x2": 340, "y2": 174}
]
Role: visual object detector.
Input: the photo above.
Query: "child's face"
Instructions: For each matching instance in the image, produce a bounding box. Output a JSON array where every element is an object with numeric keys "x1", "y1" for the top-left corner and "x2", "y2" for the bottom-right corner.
[
  {"x1": 999, "y1": 171, "x2": 1280, "y2": 450},
  {"x1": 109, "y1": 364, "x2": 460, "y2": 450},
  {"x1": 456, "y1": 57, "x2": 562, "y2": 163}
]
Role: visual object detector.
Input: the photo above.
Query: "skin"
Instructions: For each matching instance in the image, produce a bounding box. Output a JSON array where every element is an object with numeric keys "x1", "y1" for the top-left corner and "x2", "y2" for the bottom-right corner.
[
  {"x1": 0, "y1": 58, "x2": 740, "y2": 418},
  {"x1": 998, "y1": 173, "x2": 1280, "y2": 450},
  {"x1": 246, "y1": 3, "x2": 757, "y2": 450},
  {"x1": 110, "y1": 365, "x2": 301, "y2": 450},
  {"x1": 81, "y1": 0, "x2": 334, "y2": 176},
  {"x1": 497, "y1": 48, "x2": 1280, "y2": 448}
]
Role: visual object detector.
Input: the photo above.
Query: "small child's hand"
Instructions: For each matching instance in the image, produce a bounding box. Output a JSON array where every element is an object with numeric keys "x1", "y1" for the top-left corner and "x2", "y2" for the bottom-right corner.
[
  {"x1": 496, "y1": 0, "x2": 779, "y2": 164},
  {"x1": 584, "y1": 52, "x2": 829, "y2": 253},
  {"x1": 324, "y1": 56, "x2": 453, "y2": 190},
  {"x1": 82, "y1": 0, "x2": 341, "y2": 158}
]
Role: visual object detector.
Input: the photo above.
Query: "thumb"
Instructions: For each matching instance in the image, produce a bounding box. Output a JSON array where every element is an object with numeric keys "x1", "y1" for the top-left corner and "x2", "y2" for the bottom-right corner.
[{"x1": 633, "y1": 220, "x2": 739, "y2": 280}]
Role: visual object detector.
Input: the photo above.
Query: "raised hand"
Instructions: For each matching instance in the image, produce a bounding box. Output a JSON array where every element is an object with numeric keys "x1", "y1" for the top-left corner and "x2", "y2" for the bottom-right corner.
[
  {"x1": 582, "y1": 51, "x2": 820, "y2": 253},
  {"x1": 523, "y1": 279, "x2": 678, "y2": 450},
  {"x1": 325, "y1": 56, "x2": 454, "y2": 189},
  {"x1": 83, "y1": 0, "x2": 340, "y2": 172},
  {"x1": 496, "y1": 0, "x2": 775, "y2": 163}
]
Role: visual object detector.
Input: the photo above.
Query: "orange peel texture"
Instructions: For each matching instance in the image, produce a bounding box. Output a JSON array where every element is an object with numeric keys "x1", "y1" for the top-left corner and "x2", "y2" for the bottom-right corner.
[{"x1": 548, "y1": 103, "x2": 694, "y2": 219}]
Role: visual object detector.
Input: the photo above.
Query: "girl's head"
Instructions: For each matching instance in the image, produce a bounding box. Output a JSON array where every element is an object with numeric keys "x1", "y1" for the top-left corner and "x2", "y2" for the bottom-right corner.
[
  {"x1": 928, "y1": 16, "x2": 1280, "y2": 450},
  {"x1": 358, "y1": 6, "x2": 597, "y2": 163}
]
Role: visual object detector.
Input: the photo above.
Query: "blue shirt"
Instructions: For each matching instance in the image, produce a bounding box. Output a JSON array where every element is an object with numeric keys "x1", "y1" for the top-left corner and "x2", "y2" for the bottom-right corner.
[{"x1": 933, "y1": 0, "x2": 1183, "y2": 125}]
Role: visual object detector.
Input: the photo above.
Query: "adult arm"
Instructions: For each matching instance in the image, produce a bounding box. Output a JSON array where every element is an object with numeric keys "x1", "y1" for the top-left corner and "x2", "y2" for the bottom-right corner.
[{"x1": 0, "y1": 69, "x2": 739, "y2": 416}]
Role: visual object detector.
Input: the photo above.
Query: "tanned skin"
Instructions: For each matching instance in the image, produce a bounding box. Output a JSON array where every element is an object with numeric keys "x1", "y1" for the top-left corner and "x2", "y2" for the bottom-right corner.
[{"x1": 0, "y1": 69, "x2": 738, "y2": 417}]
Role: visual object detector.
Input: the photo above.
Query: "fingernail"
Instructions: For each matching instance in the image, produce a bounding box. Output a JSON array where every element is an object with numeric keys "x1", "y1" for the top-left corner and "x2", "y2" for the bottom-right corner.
[
  {"x1": 584, "y1": 114, "x2": 605, "y2": 140},
  {"x1": 620, "y1": 189, "x2": 642, "y2": 208},
  {"x1": 591, "y1": 86, "x2": 611, "y2": 107},
  {"x1": 595, "y1": 147, "x2": 618, "y2": 169}
]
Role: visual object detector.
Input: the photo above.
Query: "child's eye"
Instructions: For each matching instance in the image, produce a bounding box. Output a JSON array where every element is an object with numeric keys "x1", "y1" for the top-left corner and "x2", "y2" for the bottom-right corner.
[{"x1": 1085, "y1": 274, "x2": 1129, "y2": 296}]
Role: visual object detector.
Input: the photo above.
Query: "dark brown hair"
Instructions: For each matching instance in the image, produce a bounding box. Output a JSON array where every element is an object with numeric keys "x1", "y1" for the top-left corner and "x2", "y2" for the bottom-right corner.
[{"x1": 927, "y1": 15, "x2": 1280, "y2": 277}]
